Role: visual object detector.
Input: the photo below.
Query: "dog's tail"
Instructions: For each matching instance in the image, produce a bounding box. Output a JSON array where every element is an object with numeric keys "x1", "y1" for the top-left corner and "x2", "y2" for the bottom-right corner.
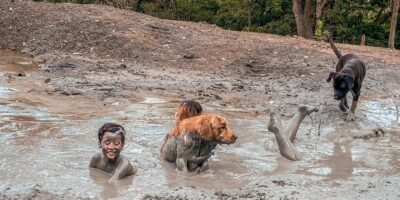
[{"x1": 328, "y1": 36, "x2": 342, "y2": 59}]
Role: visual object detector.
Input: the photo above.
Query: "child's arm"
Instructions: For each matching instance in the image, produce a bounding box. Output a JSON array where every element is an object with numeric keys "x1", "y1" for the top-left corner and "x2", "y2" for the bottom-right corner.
[{"x1": 109, "y1": 157, "x2": 137, "y2": 182}]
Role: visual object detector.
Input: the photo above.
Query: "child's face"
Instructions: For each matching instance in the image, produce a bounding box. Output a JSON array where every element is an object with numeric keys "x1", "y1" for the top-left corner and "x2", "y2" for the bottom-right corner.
[{"x1": 101, "y1": 132, "x2": 124, "y2": 161}]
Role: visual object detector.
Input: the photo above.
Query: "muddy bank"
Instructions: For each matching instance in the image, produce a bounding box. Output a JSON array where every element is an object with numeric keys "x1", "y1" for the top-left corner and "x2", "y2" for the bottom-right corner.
[
  {"x1": 1, "y1": 1, "x2": 400, "y2": 199},
  {"x1": 1, "y1": 1, "x2": 400, "y2": 114}
]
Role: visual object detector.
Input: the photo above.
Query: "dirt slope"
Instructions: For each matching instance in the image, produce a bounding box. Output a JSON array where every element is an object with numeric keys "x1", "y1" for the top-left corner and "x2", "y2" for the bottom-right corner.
[{"x1": 1, "y1": 1, "x2": 399, "y2": 115}]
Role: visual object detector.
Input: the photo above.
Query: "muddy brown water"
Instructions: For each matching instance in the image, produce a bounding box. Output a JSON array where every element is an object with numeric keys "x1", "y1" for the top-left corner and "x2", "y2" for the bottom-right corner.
[
  {"x1": 0, "y1": 49, "x2": 38, "y2": 74},
  {"x1": 0, "y1": 50, "x2": 399, "y2": 199}
]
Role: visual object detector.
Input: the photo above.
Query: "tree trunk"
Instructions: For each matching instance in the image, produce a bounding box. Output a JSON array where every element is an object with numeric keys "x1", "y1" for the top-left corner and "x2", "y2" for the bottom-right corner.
[
  {"x1": 134, "y1": 0, "x2": 143, "y2": 12},
  {"x1": 248, "y1": 13, "x2": 252, "y2": 31},
  {"x1": 360, "y1": 34, "x2": 366, "y2": 46},
  {"x1": 247, "y1": 0, "x2": 254, "y2": 31},
  {"x1": 389, "y1": 0, "x2": 400, "y2": 49},
  {"x1": 316, "y1": 0, "x2": 327, "y2": 23},
  {"x1": 293, "y1": 0, "x2": 306, "y2": 37},
  {"x1": 293, "y1": 0, "x2": 314, "y2": 39},
  {"x1": 303, "y1": 0, "x2": 314, "y2": 38}
]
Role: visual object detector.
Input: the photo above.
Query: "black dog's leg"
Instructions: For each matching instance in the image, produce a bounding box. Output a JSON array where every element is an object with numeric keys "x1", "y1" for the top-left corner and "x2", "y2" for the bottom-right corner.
[
  {"x1": 344, "y1": 97, "x2": 349, "y2": 109},
  {"x1": 346, "y1": 88, "x2": 360, "y2": 121},
  {"x1": 339, "y1": 97, "x2": 349, "y2": 112}
]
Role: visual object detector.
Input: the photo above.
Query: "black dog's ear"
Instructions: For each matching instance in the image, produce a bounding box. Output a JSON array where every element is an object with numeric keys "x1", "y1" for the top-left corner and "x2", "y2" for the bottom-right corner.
[
  {"x1": 343, "y1": 75, "x2": 354, "y2": 88},
  {"x1": 327, "y1": 72, "x2": 336, "y2": 82}
]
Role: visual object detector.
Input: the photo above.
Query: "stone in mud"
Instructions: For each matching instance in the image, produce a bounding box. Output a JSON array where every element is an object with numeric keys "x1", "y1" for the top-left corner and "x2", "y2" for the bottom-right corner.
[
  {"x1": 48, "y1": 63, "x2": 75, "y2": 69},
  {"x1": 353, "y1": 128, "x2": 385, "y2": 139},
  {"x1": 183, "y1": 53, "x2": 198, "y2": 59}
]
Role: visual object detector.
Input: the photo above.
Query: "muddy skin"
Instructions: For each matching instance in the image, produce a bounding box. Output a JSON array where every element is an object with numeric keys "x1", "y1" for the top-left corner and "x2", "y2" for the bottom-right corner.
[
  {"x1": 161, "y1": 113, "x2": 236, "y2": 174},
  {"x1": 161, "y1": 132, "x2": 214, "y2": 174},
  {"x1": 89, "y1": 132, "x2": 137, "y2": 182},
  {"x1": 160, "y1": 132, "x2": 216, "y2": 173},
  {"x1": 89, "y1": 168, "x2": 134, "y2": 199},
  {"x1": 160, "y1": 134, "x2": 179, "y2": 163},
  {"x1": 160, "y1": 100, "x2": 203, "y2": 157},
  {"x1": 176, "y1": 114, "x2": 237, "y2": 173},
  {"x1": 268, "y1": 105, "x2": 319, "y2": 161},
  {"x1": 184, "y1": 140, "x2": 219, "y2": 173},
  {"x1": 285, "y1": 105, "x2": 319, "y2": 142},
  {"x1": 161, "y1": 100, "x2": 211, "y2": 174},
  {"x1": 175, "y1": 132, "x2": 213, "y2": 174}
]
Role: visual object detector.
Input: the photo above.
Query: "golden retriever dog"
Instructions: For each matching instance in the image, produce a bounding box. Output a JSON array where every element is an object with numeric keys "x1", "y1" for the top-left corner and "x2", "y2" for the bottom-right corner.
[{"x1": 160, "y1": 114, "x2": 237, "y2": 173}]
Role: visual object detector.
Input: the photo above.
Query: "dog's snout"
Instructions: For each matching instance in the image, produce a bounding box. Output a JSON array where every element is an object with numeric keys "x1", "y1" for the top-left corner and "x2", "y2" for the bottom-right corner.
[
  {"x1": 233, "y1": 135, "x2": 238, "y2": 140},
  {"x1": 334, "y1": 93, "x2": 344, "y2": 100}
]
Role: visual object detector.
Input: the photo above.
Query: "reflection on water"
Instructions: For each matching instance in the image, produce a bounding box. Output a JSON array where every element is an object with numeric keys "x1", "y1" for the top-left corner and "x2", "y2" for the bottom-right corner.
[
  {"x1": 359, "y1": 97, "x2": 399, "y2": 126},
  {"x1": 0, "y1": 86, "x2": 17, "y2": 96},
  {"x1": 89, "y1": 168, "x2": 134, "y2": 199}
]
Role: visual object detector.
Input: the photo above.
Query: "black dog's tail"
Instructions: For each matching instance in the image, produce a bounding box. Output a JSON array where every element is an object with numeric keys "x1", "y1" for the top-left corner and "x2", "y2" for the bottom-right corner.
[{"x1": 328, "y1": 37, "x2": 342, "y2": 59}]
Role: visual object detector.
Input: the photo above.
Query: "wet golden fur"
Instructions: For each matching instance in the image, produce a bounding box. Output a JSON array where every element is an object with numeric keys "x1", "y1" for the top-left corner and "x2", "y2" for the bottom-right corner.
[
  {"x1": 169, "y1": 114, "x2": 237, "y2": 144},
  {"x1": 160, "y1": 100, "x2": 237, "y2": 173}
]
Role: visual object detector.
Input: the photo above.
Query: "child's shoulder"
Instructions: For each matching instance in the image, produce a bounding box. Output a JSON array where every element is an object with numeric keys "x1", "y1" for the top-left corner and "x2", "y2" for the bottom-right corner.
[
  {"x1": 89, "y1": 152, "x2": 103, "y2": 168},
  {"x1": 119, "y1": 154, "x2": 129, "y2": 160},
  {"x1": 91, "y1": 152, "x2": 102, "y2": 160},
  {"x1": 118, "y1": 154, "x2": 133, "y2": 163}
]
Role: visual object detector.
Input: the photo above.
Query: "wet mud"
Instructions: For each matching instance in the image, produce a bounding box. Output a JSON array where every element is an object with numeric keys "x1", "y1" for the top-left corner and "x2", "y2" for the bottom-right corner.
[
  {"x1": 1, "y1": 1, "x2": 400, "y2": 199},
  {"x1": 1, "y1": 50, "x2": 399, "y2": 200}
]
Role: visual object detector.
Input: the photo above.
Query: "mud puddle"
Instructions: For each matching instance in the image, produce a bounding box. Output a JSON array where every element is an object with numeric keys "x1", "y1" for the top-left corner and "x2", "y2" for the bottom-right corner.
[
  {"x1": 359, "y1": 96, "x2": 400, "y2": 127},
  {"x1": 1, "y1": 94, "x2": 399, "y2": 199},
  {"x1": 1, "y1": 51, "x2": 399, "y2": 199},
  {"x1": 0, "y1": 49, "x2": 37, "y2": 75}
]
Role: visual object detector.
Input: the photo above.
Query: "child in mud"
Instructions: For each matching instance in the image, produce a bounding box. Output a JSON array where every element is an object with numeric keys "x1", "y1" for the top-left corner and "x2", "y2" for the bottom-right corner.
[
  {"x1": 268, "y1": 105, "x2": 318, "y2": 161},
  {"x1": 160, "y1": 100, "x2": 203, "y2": 161},
  {"x1": 174, "y1": 100, "x2": 203, "y2": 125},
  {"x1": 89, "y1": 123, "x2": 137, "y2": 182},
  {"x1": 161, "y1": 100, "x2": 211, "y2": 173}
]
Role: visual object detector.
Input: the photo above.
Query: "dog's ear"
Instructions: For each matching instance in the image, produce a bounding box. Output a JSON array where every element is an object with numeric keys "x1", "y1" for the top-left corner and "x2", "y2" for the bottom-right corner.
[
  {"x1": 198, "y1": 117, "x2": 214, "y2": 141},
  {"x1": 327, "y1": 72, "x2": 336, "y2": 82},
  {"x1": 343, "y1": 75, "x2": 354, "y2": 88}
]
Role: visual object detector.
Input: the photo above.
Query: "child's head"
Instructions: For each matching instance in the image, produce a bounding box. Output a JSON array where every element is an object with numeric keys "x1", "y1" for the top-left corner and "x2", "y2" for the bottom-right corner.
[
  {"x1": 175, "y1": 100, "x2": 203, "y2": 125},
  {"x1": 98, "y1": 123, "x2": 126, "y2": 161}
]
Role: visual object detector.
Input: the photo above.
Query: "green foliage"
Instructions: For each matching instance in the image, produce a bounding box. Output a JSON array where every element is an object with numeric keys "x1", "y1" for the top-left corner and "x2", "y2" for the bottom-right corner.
[
  {"x1": 175, "y1": 0, "x2": 220, "y2": 22},
  {"x1": 314, "y1": 20, "x2": 324, "y2": 40},
  {"x1": 33, "y1": 0, "x2": 87, "y2": 2},
  {"x1": 314, "y1": 20, "x2": 329, "y2": 41},
  {"x1": 256, "y1": 14, "x2": 295, "y2": 35},
  {"x1": 214, "y1": 0, "x2": 248, "y2": 30},
  {"x1": 30, "y1": 0, "x2": 400, "y2": 48},
  {"x1": 323, "y1": 0, "x2": 396, "y2": 47},
  {"x1": 267, "y1": 0, "x2": 283, "y2": 13}
]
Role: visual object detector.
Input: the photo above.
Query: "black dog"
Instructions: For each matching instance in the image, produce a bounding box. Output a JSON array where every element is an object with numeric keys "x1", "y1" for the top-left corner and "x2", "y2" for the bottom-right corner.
[{"x1": 327, "y1": 37, "x2": 366, "y2": 121}]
